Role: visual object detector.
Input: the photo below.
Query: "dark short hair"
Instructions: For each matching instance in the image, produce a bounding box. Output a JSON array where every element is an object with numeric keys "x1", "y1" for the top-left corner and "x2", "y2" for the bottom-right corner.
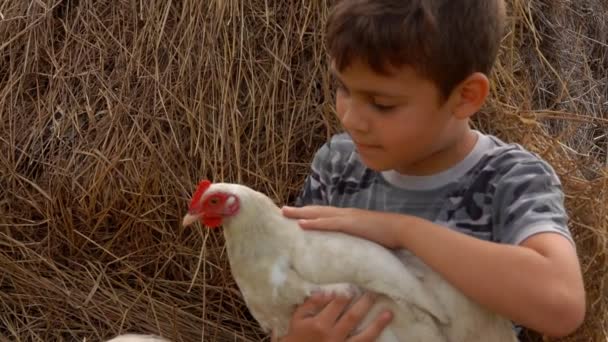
[{"x1": 326, "y1": 0, "x2": 506, "y2": 100}]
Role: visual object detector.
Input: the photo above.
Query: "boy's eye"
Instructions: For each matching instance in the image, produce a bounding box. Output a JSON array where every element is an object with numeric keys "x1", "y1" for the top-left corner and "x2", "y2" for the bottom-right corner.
[{"x1": 372, "y1": 102, "x2": 396, "y2": 112}]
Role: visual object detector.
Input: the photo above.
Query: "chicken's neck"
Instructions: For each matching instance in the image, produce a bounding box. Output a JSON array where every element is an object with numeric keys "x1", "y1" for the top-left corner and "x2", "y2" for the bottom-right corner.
[{"x1": 221, "y1": 189, "x2": 300, "y2": 260}]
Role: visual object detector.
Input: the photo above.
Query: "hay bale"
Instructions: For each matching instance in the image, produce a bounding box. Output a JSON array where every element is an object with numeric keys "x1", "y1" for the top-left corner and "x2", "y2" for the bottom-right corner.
[{"x1": 0, "y1": 0, "x2": 605, "y2": 341}]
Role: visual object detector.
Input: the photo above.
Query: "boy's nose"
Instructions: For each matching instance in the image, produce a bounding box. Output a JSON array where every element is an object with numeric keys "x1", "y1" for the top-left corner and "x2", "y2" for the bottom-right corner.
[{"x1": 341, "y1": 106, "x2": 370, "y2": 133}]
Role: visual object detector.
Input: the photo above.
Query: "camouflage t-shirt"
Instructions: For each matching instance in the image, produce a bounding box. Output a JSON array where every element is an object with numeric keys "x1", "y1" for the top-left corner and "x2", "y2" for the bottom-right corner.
[{"x1": 295, "y1": 130, "x2": 573, "y2": 246}]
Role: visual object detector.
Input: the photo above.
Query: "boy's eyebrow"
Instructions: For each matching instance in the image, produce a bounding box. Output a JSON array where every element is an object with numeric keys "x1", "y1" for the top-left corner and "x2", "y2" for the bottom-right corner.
[{"x1": 329, "y1": 68, "x2": 404, "y2": 98}]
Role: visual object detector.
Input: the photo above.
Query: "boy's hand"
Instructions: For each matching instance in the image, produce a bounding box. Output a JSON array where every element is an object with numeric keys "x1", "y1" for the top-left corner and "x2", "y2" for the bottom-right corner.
[
  {"x1": 281, "y1": 205, "x2": 405, "y2": 249},
  {"x1": 278, "y1": 291, "x2": 393, "y2": 342}
]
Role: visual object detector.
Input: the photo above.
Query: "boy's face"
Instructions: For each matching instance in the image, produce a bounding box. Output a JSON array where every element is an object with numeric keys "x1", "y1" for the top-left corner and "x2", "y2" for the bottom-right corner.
[{"x1": 332, "y1": 59, "x2": 468, "y2": 175}]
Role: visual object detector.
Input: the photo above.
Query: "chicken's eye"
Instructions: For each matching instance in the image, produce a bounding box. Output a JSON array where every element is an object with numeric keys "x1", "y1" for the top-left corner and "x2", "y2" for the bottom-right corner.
[{"x1": 209, "y1": 197, "x2": 219, "y2": 205}]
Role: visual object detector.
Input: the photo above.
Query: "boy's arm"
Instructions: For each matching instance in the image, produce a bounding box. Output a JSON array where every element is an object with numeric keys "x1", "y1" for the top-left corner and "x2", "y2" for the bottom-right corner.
[
  {"x1": 283, "y1": 206, "x2": 585, "y2": 338},
  {"x1": 392, "y1": 215, "x2": 585, "y2": 338}
]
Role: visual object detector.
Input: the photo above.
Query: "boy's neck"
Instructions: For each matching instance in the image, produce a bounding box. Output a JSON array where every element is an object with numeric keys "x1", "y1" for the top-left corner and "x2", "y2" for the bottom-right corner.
[{"x1": 394, "y1": 128, "x2": 479, "y2": 176}]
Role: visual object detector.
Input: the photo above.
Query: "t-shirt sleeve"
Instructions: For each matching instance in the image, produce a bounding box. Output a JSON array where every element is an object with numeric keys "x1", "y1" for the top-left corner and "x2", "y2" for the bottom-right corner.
[
  {"x1": 492, "y1": 155, "x2": 574, "y2": 246},
  {"x1": 294, "y1": 142, "x2": 333, "y2": 207}
]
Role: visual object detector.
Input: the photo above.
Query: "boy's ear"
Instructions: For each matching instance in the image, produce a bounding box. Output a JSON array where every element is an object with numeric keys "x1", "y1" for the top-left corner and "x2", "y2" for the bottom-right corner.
[{"x1": 451, "y1": 72, "x2": 490, "y2": 119}]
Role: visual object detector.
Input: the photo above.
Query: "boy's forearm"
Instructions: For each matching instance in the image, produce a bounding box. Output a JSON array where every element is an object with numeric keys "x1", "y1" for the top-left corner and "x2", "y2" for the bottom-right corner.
[{"x1": 394, "y1": 215, "x2": 582, "y2": 336}]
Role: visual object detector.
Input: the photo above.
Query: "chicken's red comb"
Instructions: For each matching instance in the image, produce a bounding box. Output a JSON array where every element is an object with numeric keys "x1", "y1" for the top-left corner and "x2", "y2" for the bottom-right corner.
[{"x1": 189, "y1": 179, "x2": 212, "y2": 211}]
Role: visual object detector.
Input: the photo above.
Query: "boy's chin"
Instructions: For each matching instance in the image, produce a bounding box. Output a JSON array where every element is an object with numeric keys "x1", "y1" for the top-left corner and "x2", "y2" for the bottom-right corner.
[
  {"x1": 358, "y1": 156, "x2": 393, "y2": 172},
  {"x1": 359, "y1": 154, "x2": 420, "y2": 174}
]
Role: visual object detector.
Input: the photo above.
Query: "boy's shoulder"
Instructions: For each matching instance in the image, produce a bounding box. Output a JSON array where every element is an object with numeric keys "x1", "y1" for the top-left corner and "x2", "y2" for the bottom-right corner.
[{"x1": 481, "y1": 134, "x2": 559, "y2": 172}]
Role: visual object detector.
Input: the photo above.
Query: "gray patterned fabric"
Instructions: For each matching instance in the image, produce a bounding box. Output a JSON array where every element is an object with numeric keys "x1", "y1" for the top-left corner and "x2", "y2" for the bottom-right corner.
[{"x1": 295, "y1": 130, "x2": 573, "y2": 247}]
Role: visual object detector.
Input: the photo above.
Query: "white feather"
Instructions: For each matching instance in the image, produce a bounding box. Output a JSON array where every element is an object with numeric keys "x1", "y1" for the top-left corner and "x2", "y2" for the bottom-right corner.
[{"x1": 270, "y1": 255, "x2": 289, "y2": 300}]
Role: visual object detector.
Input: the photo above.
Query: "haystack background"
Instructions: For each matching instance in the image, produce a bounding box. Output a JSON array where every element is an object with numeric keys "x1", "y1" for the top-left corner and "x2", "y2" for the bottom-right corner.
[{"x1": 0, "y1": 0, "x2": 606, "y2": 341}]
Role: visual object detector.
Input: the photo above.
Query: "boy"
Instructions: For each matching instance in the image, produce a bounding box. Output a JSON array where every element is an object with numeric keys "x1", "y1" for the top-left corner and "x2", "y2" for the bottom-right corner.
[{"x1": 279, "y1": 0, "x2": 586, "y2": 341}]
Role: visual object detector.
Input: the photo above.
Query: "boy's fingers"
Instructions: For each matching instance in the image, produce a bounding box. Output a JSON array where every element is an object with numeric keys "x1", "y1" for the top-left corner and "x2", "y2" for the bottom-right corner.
[
  {"x1": 298, "y1": 217, "x2": 344, "y2": 232},
  {"x1": 350, "y1": 311, "x2": 393, "y2": 342},
  {"x1": 292, "y1": 292, "x2": 333, "y2": 319},
  {"x1": 333, "y1": 292, "x2": 377, "y2": 337},
  {"x1": 282, "y1": 205, "x2": 340, "y2": 219},
  {"x1": 316, "y1": 293, "x2": 354, "y2": 324}
]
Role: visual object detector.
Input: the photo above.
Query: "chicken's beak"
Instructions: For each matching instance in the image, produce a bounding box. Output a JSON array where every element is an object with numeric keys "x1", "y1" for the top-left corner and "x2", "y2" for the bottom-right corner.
[{"x1": 182, "y1": 213, "x2": 200, "y2": 227}]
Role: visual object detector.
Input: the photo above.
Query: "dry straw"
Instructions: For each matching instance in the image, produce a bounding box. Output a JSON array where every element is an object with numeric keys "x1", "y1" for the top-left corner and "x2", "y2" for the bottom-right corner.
[{"x1": 0, "y1": 0, "x2": 606, "y2": 341}]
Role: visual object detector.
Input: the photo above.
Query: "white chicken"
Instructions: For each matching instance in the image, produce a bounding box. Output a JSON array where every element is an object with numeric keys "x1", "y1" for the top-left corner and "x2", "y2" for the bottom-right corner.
[
  {"x1": 104, "y1": 334, "x2": 170, "y2": 342},
  {"x1": 182, "y1": 180, "x2": 518, "y2": 341}
]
